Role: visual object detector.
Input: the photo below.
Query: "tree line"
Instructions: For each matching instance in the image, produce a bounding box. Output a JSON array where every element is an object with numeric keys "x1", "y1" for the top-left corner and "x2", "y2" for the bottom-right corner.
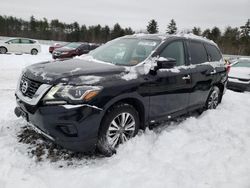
[
  {"x1": 147, "y1": 19, "x2": 250, "y2": 55},
  {"x1": 0, "y1": 15, "x2": 249, "y2": 55},
  {"x1": 0, "y1": 15, "x2": 134, "y2": 43}
]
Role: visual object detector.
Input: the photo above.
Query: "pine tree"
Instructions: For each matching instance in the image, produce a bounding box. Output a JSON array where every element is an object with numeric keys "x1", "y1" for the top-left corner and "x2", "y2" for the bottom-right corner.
[
  {"x1": 111, "y1": 23, "x2": 124, "y2": 39},
  {"x1": 210, "y1": 27, "x2": 221, "y2": 42},
  {"x1": 192, "y1": 27, "x2": 201, "y2": 36},
  {"x1": 240, "y1": 19, "x2": 250, "y2": 37},
  {"x1": 147, "y1": 19, "x2": 158, "y2": 34},
  {"x1": 166, "y1": 19, "x2": 177, "y2": 34},
  {"x1": 202, "y1": 29, "x2": 211, "y2": 39}
]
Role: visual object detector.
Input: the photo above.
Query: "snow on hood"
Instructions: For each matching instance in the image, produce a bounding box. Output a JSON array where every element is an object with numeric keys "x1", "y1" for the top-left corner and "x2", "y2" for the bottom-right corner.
[
  {"x1": 229, "y1": 67, "x2": 250, "y2": 79},
  {"x1": 24, "y1": 58, "x2": 125, "y2": 84}
]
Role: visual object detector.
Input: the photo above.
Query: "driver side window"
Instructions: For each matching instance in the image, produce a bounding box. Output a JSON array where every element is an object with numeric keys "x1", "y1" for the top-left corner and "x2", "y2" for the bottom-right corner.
[{"x1": 160, "y1": 41, "x2": 185, "y2": 66}]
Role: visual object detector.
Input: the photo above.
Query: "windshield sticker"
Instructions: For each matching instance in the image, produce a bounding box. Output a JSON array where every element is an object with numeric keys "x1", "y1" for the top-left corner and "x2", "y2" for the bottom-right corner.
[{"x1": 138, "y1": 41, "x2": 157, "y2": 47}]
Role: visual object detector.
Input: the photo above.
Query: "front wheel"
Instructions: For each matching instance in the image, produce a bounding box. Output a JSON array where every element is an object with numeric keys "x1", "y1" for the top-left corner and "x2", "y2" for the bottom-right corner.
[
  {"x1": 0, "y1": 47, "x2": 7, "y2": 54},
  {"x1": 97, "y1": 103, "x2": 140, "y2": 156},
  {"x1": 206, "y1": 86, "x2": 220, "y2": 109}
]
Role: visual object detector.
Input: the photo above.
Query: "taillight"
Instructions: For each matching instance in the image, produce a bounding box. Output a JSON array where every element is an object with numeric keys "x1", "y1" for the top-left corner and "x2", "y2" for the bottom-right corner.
[
  {"x1": 224, "y1": 59, "x2": 231, "y2": 74},
  {"x1": 226, "y1": 64, "x2": 231, "y2": 74}
]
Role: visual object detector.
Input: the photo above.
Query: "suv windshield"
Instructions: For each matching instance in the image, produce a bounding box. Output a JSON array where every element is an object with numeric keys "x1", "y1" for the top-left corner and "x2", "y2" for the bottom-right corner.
[{"x1": 90, "y1": 38, "x2": 161, "y2": 66}]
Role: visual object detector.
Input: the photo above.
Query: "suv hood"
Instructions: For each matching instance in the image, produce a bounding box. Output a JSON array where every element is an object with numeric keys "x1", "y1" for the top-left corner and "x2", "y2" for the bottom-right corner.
[
  {"x1": 24, "y1": 58, "x2": 126, "y2": 85},
  {"x1": 229, "y1": 67, "x2": 250, "y2": 79}
]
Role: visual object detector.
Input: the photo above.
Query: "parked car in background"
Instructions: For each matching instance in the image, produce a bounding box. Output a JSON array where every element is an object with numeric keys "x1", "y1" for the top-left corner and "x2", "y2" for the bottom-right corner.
[
  {"x1": 15, "y1": 34, "x2": 227, "y2": 156},
  {"x1": 227, "y1": 58, "x2": 250, "y2": 92},
  {"x1": 0, "y1": 38, "x2": 41, "y2": 55},
  {"x1": 52, "y1": 42, "x2": 100, "y2": 59},
  {"x1": 49, "y1": 43, "x2": 67, "y2": 53}
]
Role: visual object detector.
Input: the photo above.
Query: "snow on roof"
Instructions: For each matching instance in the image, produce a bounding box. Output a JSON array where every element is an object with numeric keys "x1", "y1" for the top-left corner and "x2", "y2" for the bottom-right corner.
[
  {"x1": 130, "y1": 33, "x2": 216, "y2": 45},
  {"x1": 177, "y1": 33, "x2": 216, "y2": 45}
]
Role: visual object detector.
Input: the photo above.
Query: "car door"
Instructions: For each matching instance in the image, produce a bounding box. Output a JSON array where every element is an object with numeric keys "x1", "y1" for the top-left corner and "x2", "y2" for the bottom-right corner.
[
  {"x1": 20, "y1": 39, "x2": 33, "y2": 53},
  {"x1": 6, "y1": 39, "x2": 21, "y2": 53},
  {"x1": 185, "y1": 40, "x2": 215, "y2": 109},
  {"x1": 148, "y1": 39, "x2": 191, "y2": 122}
]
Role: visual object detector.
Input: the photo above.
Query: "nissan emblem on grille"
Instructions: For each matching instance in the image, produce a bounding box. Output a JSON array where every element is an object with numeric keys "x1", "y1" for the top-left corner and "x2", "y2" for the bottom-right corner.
[{"x1": 21, "y1": 80, "x2": 28, "y2": 94}]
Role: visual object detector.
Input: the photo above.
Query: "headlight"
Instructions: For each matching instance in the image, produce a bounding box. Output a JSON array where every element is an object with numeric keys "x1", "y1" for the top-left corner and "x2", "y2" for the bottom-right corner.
[{"x1": 43, "y1": 85, "x2": 103, "y2": 105}]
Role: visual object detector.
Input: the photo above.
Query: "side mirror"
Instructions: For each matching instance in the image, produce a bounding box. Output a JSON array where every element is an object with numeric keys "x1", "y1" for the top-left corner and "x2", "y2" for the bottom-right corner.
[{"x1": 157, "y1": 57, "x2": 176, "y2": 69}]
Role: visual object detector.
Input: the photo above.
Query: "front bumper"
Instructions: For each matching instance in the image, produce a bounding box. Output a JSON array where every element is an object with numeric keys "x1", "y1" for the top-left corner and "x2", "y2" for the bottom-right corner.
[{"x1": 15, "y1": 98, "x2": 103, "y2": 153}]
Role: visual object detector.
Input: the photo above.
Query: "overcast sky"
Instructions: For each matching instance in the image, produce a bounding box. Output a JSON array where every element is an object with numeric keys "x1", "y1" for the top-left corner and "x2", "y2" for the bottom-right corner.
[{"x1": 1, "y1": 0, "x2": 249, "y2": 32}]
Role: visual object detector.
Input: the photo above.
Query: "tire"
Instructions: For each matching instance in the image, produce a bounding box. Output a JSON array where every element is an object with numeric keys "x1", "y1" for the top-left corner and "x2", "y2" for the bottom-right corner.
[
  {"x1": 31, "y1": 49, "x2": 38, "y2": 55},
  {"x1": 97, "y1": 103, "x2": 140, "y2": 156},
  {"x1": 205, "y1": 86, "x2": 220, "y2": 109},
  {"x1": 0, "y1": 47, "x2": 7, "y2": 54}
]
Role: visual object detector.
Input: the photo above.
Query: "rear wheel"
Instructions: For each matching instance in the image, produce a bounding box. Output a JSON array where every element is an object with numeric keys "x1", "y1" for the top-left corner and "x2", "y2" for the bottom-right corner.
[
  {"x1": 31, "y1": 49, "x2": 38, "y2": 55},
  {"x1": 0, "y1": 47, "x2": 7, "y2": 54},
  {"x1": 206, "y1": 86, "x2": 220, "y2": 109},
  {"x1": 97, "y1": 103, "x2": 140, "y2": 156}
]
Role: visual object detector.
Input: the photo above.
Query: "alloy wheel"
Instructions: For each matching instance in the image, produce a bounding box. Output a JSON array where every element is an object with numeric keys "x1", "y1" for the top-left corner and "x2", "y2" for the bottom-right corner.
[
  {"x1": 207, "y1": 90, "x2": 219, "y2": 109},
  {"x1": 0, "y1": 47, "x2": 7, "y2": 54},
  {"x1": 106, "y1": 112, "x2": 136, "y2": 148},
  {"x1": 31, "y1": 49, "x2": 38, "y2": 55}
]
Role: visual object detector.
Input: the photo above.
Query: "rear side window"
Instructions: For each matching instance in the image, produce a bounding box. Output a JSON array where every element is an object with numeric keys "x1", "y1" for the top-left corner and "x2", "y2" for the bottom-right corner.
[
  {"x1": 160, "y1": 41, "x2": 185, "y2": 66},
  {"x1": 205, "y1": 44, "x2": 222, "y2": 61},
  {"x1": 189, "y1": 41, "x2": 208, "y2": 64},
  {"x1": 80, "y1": 44, "x2": 89, "y2": 50},
  {"x1": 21, "y1": 39, "x2": 34, "y2": 44}
]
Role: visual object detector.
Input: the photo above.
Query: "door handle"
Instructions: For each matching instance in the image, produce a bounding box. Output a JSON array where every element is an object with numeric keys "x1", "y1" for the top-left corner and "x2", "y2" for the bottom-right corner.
[
  {"x1": 210, "y1": 70, "x2": 217, "y2": 75},
  {"x1": 182, "y1": 75, "x2": 191, "y2": 80}
]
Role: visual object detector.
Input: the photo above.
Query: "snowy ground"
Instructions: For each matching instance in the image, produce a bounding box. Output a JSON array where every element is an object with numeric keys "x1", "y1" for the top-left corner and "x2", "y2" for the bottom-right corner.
[{"x1": 0, "y1": 46, "x2": 250, "y2": 188}]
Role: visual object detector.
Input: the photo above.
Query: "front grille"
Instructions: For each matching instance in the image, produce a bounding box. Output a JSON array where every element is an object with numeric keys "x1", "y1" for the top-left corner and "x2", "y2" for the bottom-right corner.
[{"x1": 20, "y1": 75, "x2": 42, "y2": 98}]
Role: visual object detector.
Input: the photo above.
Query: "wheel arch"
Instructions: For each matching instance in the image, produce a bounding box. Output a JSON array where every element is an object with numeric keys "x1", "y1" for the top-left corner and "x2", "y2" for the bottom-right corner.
[
  {"x1": 214, "y1": 83, "x2": 225, "y2": 103},
  {"x1": 100, "y1": 94, "x2": 147, "y2": 131}
]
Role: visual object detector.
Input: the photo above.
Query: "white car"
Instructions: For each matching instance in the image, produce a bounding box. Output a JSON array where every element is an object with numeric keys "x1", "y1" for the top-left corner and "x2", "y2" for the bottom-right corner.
[
  {"x1": 227, "y1": 58, "x2": 250, "y2": 92},
  {"x1": 0, "y1": 38, "x2": 41, "y2": 55}
]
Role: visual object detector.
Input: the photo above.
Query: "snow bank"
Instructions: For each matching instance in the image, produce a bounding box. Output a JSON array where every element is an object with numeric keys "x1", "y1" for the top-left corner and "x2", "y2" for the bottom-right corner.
[{"x1": 0, "y1": 49, "x2": 250, "y2": 188}]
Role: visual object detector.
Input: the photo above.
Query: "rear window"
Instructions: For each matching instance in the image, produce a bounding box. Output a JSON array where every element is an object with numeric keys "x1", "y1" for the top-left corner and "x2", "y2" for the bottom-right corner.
[
  {"x1": 205, "y1": 44, "x2": 222, "y2": 61},
  {"x1": 189, "y1": 41, "x2": 208, "y2": 64},
  {"x1": 21, "y1": 39, "x2": 35, "y2": 44}
]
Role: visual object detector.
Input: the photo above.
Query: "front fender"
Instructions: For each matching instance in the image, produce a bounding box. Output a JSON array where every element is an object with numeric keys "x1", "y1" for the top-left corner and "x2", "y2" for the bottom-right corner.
[{"x1": 100, "y1": 92, "x2": 149, "y2": 128}]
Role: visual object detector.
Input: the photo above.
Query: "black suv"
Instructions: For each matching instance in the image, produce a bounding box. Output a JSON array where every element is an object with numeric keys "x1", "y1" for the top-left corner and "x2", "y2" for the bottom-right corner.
[{"x1": 15, "y1": 34, "x2": 227, "y2": 156}]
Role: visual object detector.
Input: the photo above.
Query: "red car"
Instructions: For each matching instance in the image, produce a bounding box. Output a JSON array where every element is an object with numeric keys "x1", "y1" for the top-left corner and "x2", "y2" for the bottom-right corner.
[
  {"x1": 49, "y1": 43, "x2": 67, "y2": 53},
  {"x1": 52, "y1": 42, "x2": 100, "y2": 59}
]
